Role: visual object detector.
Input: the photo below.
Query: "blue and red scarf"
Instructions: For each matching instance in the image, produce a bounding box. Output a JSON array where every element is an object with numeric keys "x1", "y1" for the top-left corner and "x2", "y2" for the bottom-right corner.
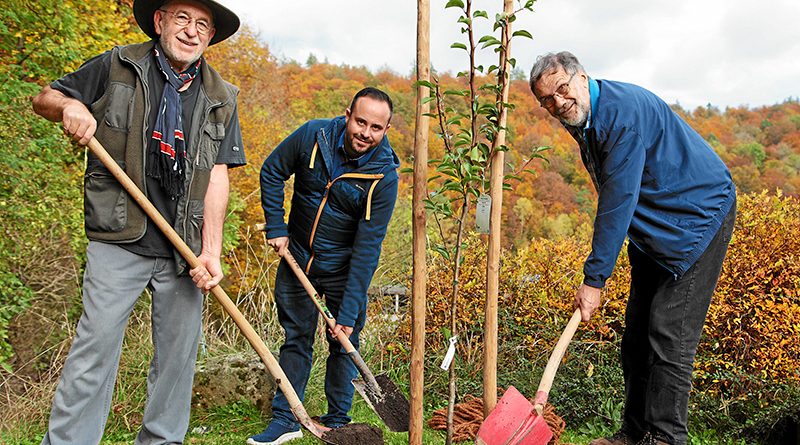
[{"x1": 146, "y1": 43, "x2": 202, "y2": 199}]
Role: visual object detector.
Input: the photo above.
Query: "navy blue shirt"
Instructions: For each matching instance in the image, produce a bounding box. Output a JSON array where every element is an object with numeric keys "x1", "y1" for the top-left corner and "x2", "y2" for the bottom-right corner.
[{"x1": 329, "y1": 130, "x2": 381, "y2": 179}]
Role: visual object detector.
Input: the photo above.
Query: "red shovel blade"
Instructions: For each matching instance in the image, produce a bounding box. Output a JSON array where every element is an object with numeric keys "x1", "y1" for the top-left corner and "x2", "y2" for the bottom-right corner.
[{"x1": 475, "y1": 386, "x2": 553, "y2": 445}]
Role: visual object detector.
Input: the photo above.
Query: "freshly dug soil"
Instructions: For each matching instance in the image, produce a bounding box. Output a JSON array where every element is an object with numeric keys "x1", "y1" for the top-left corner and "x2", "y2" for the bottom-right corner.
[
  {"x1": 362, "y1": 374, "x2": 410, "y2": 432},
  {"x1": 322, "y1": 423, "x2": 383, "y2": 445}
]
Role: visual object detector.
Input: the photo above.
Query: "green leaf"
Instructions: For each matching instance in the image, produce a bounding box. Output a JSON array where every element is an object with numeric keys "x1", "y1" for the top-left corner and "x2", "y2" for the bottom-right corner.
[
  {"x1": 512, "y1": 30, "x2": 533, "y2": 39},
  {"x1": 445, "y1": 0, "x2": 465, "y2": 9},
  {"x1": 441, "y1": 327, "x2": 452, "y2": 339},
  {"x1": 421, "y1": 96, "x2": 436, "y2": 105},
  {"x1": 444, "y1": 89, "x2": 469, "y2": 97},
  {"x1": 480, "y1": 39, "x2": 502, "y2": 50},
  {"x1": 413, "y1": 79, "x2": 436, "y2": 89},
  {"x1": 469, "y1": 146, "x2": 482, "y2": 161},
  {"x1": 432, "y1": 245, "x2": 451, "y2": 261},
  {"x1": 474, "y1": 10, "x2": 488, "y2": 19},
  {"x1": 400, "y1": 167, "x2": 414, "y2": 174},
  {"x1": 451, "y1": 42, "x2": 468, "y2": 51}
]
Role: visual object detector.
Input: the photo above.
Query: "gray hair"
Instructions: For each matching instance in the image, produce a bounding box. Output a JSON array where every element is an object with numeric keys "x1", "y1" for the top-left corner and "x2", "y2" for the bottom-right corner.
[{"x1": 529, "y1": 51, "x2": 586, "y2": 92}]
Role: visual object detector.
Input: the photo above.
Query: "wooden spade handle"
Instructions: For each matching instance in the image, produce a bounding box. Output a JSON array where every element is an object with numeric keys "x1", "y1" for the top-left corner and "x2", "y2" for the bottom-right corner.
[
  {"x1": 277, "y1": 247, "x2": 382, "y2": 394},
  {"x1": 86, "y1": 138, "x2": 324, "y2": 438},
  {"x1": 532, "y1": 308, "x2": 582, "y2": 415}
]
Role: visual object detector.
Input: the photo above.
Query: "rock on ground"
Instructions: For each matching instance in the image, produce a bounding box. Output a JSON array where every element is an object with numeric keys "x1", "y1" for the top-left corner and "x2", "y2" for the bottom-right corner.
[{"x1": 192, "y1": 352, "x2": 276, "y2": 415}]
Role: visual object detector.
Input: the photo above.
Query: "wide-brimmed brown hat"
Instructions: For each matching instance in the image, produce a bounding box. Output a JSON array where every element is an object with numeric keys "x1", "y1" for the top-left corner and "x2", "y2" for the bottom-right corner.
[{"x1": 134, "y1": 0, "x2": 240, "y2": 45}]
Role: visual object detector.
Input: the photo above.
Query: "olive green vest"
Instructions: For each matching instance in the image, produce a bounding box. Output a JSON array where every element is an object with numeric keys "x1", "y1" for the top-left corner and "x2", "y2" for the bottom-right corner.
[{"x1": 85, "y1": 41, "x2": 238, "y2": 270}]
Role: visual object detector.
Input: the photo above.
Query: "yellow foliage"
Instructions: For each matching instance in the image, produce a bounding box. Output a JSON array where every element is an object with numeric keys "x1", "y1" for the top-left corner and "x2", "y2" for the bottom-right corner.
[
  {"x1": 396, "y1": 192, "x2": 800, "y2": 398},
  {"x1": 698, "y1": 191, "x2": 800, "y2": 393}
]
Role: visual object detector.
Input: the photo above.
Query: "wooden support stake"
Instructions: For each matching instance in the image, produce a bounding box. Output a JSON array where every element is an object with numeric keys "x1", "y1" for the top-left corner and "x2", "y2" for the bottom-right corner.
[
  {"x1": 410, "y1": 0, "x2": 430, "y2": 443},
  {"x1": 484, "y1": 0, "x2": 514, "y2": 416}
]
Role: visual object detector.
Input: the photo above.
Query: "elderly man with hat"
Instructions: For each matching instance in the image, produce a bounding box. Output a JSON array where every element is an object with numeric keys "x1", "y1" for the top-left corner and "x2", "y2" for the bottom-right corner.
[{"x1": 32, "y1": 1, "x2": 244, "y2": 444}]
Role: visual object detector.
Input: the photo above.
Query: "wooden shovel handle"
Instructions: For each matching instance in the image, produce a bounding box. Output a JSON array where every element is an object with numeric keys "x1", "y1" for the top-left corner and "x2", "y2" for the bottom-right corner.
[
  {"x1": 86, "y1": 138, "x2": 324, "y2": 437},
  {"x1": 532, "y1": 308, "x2": 582, "y2": 415},
  {"x1": 278, "y1": 248, "x2": 382, "y2": 394},
  {"x1": 281, "y1": 250, "x2": 352, "y2": 350}
]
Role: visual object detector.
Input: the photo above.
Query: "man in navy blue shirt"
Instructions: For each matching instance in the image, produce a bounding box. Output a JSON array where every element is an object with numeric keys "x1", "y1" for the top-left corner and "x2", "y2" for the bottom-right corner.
[{"x1": 529, "y1": 52, "x2": 736, "y2": 445}]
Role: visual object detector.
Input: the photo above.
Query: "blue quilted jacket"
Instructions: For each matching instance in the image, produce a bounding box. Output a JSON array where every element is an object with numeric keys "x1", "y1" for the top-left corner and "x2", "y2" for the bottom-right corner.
[{"x1": 260, "y1": 116, "x2": 399, "y2": 326}]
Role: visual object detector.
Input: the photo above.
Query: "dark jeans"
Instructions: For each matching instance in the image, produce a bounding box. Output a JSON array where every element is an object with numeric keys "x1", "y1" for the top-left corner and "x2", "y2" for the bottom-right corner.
[
  {"x1": 270, "y1": 260, "x2": 365, "y2": 429},
  {"x1": 621, "y1": 202, "x2": 736, "y2": 445}
]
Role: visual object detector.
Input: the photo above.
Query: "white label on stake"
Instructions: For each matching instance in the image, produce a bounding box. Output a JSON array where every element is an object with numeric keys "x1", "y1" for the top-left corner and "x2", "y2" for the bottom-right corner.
[
  {"x1": 440, "y1": 336, "x2": 458, "y2": 371},
  {"x1": 476, "y1": 194, "x2": 491, "y2": 234}
]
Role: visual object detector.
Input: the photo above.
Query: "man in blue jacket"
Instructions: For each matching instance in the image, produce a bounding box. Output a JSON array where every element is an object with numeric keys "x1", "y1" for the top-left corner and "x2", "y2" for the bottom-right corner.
[
  {"x1": 249, "y1": 87, "x2": 399, "y2": 445},
  {"x1": 529, "y1": 52, "x2": 736, "y2": 445}
]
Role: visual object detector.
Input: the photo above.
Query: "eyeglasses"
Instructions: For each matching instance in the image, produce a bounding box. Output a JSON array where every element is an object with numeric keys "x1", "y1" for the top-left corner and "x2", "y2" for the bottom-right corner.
[
  {"x1": 158, "y1": 9, "x2": 213, "y2": 35},
  {"x1": 538, "y1": 72, "x2": 576, "y2": 109}
]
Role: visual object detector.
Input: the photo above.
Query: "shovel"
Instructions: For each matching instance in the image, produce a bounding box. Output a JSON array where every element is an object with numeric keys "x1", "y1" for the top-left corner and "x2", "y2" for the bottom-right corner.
[
  {"x1": 85, "y1": 137, "x2": 341, "y2": 443},
  {"x1": 277, "y1": 248, "x2": 410, "y2": 432},
  {"x1": 475, "y1": 308, "x2": 582, "y2": 445}
]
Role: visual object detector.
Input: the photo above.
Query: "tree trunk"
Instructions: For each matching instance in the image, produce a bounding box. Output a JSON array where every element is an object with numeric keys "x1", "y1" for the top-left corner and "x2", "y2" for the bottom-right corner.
[{"x1": 447, "y1": 200, "x2": 469, "y2": 445}]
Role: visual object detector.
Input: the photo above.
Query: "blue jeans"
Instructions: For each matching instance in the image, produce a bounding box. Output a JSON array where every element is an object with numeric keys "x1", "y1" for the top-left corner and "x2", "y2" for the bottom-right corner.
[
  {"x1": 621, "y1": 202, "x2": 736, "y2": 444},
  {"x1": 270, "y1": 260, "x2": 365, "y2": 429}
]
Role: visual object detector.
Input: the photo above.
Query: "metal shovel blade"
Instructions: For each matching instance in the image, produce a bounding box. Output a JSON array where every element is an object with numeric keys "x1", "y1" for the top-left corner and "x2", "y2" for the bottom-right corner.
[{"x1": 353, "y1": 374, "x2": 410, "y2": 432}]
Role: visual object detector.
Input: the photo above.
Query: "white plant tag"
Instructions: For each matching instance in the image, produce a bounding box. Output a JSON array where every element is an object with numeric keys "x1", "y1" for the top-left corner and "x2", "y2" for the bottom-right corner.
[
  {"x1": 440, "y1": 336, "x2": 458, "y2": 371},
  {"x1": 476, "y1": 193, "x2": 491, "y2": 234}
]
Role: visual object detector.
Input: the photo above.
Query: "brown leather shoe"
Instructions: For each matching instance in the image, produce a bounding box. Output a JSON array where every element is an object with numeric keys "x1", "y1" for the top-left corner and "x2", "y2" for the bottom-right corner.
[{"x1": 588, "y1": 430, "x2": 637, "y2": 445}]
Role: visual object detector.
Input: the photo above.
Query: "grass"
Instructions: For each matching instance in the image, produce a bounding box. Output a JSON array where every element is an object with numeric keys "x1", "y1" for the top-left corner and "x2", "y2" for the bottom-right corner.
[
  {"x1": 0, "y1": 285, "x2": 457, "y2": 445},
  {"x1": 0, "y1": 234, "x2": 787, "y2": 445}
]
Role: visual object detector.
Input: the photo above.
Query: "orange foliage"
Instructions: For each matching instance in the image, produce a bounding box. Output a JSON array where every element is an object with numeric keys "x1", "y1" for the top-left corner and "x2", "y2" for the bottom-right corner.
[
  {"x1": 697, "y1": 191, "x2": 800, "y2": 393},
  {"x1": 394, "y1": 192, "x2": 800, "y2": 402}
]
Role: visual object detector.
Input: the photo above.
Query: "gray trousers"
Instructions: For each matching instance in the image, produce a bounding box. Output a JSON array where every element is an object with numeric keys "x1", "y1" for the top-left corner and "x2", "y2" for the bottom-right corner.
[{"x1": 41, "y1": 241, "x2": 203, "y2": 445}]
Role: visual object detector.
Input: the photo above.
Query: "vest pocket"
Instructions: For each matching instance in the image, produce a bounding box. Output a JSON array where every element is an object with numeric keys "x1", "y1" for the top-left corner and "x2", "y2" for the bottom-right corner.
[
  {"x1": 102, "y1": 82, "x2": 134, "y2": 132},
  {"x1": 84, "y1": 163, "x2": 127, "y2": 233},
  {"x1": 185, "y1": 199, "x2": 205, "y2": 255},
  {"x1": 197, "y1": 122, "x2": 224, "y2": 170}
]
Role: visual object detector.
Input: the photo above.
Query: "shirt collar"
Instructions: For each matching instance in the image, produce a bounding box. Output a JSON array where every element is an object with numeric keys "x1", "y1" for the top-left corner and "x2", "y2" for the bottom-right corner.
[{"x1": 587, "y1": 76, "x2": 599, "y2": 129}]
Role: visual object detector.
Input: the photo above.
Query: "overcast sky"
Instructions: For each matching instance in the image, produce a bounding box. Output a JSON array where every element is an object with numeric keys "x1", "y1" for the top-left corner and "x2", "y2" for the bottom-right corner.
[{"x1": 223, "y1": 0, "x2": 799, "y2": 110}]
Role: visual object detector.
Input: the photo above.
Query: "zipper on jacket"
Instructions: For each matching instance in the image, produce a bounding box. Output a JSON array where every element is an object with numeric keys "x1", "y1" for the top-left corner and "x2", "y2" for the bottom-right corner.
[{"x1": 304, "y1": 172, "x2": 384, "y2": 275}]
